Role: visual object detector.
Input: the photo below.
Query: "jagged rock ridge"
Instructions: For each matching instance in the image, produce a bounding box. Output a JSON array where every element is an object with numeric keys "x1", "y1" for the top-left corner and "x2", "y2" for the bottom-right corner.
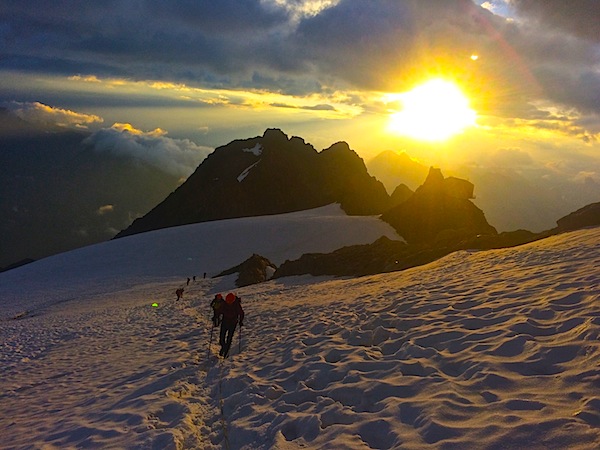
[
  {"x1": 556, "y1": 202, "x2": 600, "y2": 232},
  {"x1": 381, "y1": 167, "x2": 497, "y2": 244},
  {"x1": 116, "y1": 129, "x2": 391, "y2": 238}
]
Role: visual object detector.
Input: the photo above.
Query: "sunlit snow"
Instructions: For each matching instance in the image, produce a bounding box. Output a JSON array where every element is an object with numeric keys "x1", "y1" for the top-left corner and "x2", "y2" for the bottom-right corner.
[{"x1": 1, "y1": 205, "x2": 599, "y2": 449}]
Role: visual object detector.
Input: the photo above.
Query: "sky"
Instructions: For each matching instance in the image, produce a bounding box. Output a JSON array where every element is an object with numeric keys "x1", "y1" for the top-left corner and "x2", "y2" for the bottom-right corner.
[{"x1": 1, "y1": 0, "x2": 600, "y2": 190}]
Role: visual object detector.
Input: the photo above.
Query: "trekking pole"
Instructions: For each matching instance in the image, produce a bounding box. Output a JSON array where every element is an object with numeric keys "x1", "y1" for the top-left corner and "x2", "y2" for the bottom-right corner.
[
  {"x1": 207, "y1": 322, "x2": 214, "y2": 359},
  {"x1": 238, "y1": 323, "x2": 242, "y2": 354}
]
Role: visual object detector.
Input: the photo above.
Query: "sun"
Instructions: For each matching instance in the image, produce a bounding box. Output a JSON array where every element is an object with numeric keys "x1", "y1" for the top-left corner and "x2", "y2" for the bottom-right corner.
[{"x1": 385, "y1": 79, "x2": 477, "y2": 142}]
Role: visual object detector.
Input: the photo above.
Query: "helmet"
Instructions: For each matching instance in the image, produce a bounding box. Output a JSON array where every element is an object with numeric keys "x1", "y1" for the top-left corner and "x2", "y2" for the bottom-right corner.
[
  {"x1": 216, "y1": 293, "x2": 223, "y2": 299},
  {"x1": 225, "y1": 293, "x2": 236, "y2": 304}
]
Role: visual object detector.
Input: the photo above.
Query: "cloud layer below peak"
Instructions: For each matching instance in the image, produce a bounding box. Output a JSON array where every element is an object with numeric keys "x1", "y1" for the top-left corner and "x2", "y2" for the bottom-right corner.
[{"x1": 83, "y1": 123, "x2": 213, "y2": 178}]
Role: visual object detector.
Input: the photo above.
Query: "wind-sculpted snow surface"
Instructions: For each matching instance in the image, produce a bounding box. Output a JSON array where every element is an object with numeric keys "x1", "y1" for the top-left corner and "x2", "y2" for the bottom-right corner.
[
  {"x1": 221, "y1": 228, "x2": 600, "y2": 449},
  {"x1": 1, "y1": 218, "x2": 599, "y2": 448}
]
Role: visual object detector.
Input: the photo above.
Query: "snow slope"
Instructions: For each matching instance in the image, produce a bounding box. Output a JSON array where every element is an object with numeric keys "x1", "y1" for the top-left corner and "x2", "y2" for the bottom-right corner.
[
  {"x1": 1, "y1": 206, "x2": 599, "y2": 449},
  {"x1": 0, "y1": 203, "x2": 401, "y2": 322}
]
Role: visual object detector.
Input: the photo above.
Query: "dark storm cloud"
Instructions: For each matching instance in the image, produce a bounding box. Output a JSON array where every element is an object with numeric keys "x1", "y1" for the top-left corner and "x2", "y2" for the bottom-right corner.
[
  {"x1": 143, "y1": 0, "x2": 287, "y2": 34},
  {"x1": 1, "y1": 0, "x2": 598, "y2": 119},
  {"x1": 0, "y1": 55, "x2": 127, "y2": 79},
  {"x1": 533, "y1": 66, "x2": 600, "y2": 116},
  {"x1": 295, "y1": 0, "x2": 500, "y2": 89},
  {"x1": 0, "y1": 0, "x2": 494, "y2": 89},
  {"x1": 511, "y1": 0, "x2": 600, "y2": 42},
  {"x1": 498, "y1": 2, "x2": 600, "y2": 116},
  {"x1": 0, "y1": 0, "x2": 288, "y2": 83}
]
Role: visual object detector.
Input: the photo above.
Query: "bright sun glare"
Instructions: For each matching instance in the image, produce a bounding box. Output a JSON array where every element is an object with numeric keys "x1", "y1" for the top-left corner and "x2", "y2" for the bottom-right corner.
[{"x1": 386, "y1": 79, "x2": 477, "y2": 142}]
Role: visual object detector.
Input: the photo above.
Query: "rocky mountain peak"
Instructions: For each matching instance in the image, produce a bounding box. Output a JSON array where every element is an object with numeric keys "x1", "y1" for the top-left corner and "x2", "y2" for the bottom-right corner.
[
  {"x1": 381, "y1": 168, "x2": 496, "y2": 244},
  {"x1": 417, "y1": 167, "x2": 474, "y2": 200},
  {"x1": 423, "y1": 166, "x2": 445, "y2": 186},
  {"x1": 116, "y1": 129, "x2": 391, "y2": 238},
  {"x1": 262, "y1": 127, "x2": 289, "y2": 142}
]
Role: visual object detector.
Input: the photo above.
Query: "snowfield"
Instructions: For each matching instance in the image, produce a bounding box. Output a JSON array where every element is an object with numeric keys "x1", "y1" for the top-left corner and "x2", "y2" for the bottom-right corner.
[
  {"x1": 0, "y1": 204, "x2": 401, "y2": 322},
  {"x1": 1, "y1": 205, "x2": 599, "y2": 449}
]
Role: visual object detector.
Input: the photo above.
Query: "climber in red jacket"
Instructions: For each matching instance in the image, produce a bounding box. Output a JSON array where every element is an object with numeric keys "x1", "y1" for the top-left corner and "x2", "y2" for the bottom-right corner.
[{"x1": 217, "y1": 292, "x2": 244, "y2": 358}]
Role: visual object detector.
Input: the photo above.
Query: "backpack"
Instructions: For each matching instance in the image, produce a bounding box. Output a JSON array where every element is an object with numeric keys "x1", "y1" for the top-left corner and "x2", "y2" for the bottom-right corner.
[
  {"x1": 211, "y1": 296, "x2": 224, "y2": 313},
  {"x1": 221, "y1": 297, "x2": 243, "y2": 324}
]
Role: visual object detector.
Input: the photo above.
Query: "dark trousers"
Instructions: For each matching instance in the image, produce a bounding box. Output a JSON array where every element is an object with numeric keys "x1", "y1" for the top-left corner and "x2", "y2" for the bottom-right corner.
[{"x1": 219, "y1": 321, "x2": 237, "y2": 357}]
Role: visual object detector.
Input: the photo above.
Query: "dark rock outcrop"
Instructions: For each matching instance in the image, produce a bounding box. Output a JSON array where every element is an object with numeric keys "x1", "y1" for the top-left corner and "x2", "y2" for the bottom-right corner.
[
  {"x1": 273, "y1": 229, "x2": 552, "y2": 280},
  {"x1": 317, "y1": 141, "x2": 391, "y2": 215},
  {"x1": 556, "y1": 202, "x2": 600, "y2": 232},
  {"x1": 381, "y1": 167, "x2": 497, "y2": 244},
  {"x1": 270, "y1": 200, "x2": 600, "y2": 281},
  {"x1": 389, "y1": 184, "x2": 413, "y2": 207},
  {"x1": 274, "y1": 236, "x2": 409, "y2": 278},
  {"x1": 216, "y1": 254, "x2": 277, "y2": 287},
  {"x1": 116, "y1": 129, "x2": 391, "y2": 238},
  {"x1": 0, "y1": 258, "x2": 35, "y2": 273}
]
